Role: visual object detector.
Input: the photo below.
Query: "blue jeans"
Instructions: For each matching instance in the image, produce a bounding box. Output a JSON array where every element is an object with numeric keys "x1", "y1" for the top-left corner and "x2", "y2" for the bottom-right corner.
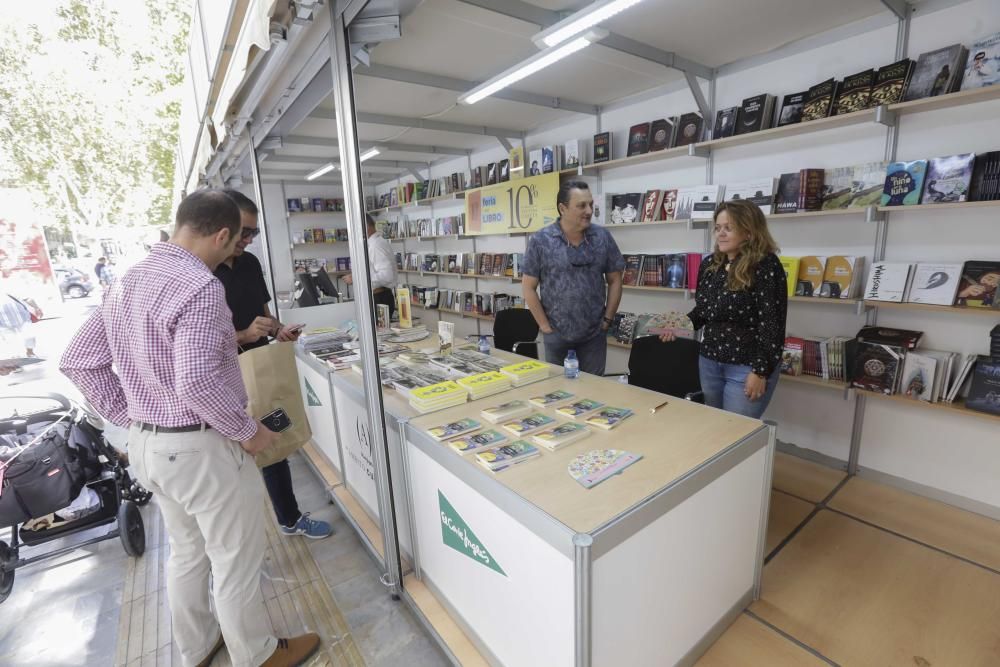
[
  {"x1": 544, "y1": 330, "x2": 608, "y2": 375},
  {"x1": 698, "y1": 356, "x2": 780, "y2": 419}
]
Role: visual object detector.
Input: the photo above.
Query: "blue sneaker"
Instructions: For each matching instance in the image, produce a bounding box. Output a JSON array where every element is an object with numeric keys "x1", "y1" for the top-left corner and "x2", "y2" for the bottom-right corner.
[{"x1": 280, "y1": 513, "x2": 333, "y2": 539}]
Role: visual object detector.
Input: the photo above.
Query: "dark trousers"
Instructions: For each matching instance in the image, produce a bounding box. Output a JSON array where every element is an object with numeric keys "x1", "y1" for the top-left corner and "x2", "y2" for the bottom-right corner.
[
  {"x1": 261, "y1": 458, "x2": 301, "y2": 527},
  {"x1": 543, "y1": 330, "x2": 608, "y2": 376},
  {"x1": 373, "y1": 288, "x2": 396, "y2": 319}
]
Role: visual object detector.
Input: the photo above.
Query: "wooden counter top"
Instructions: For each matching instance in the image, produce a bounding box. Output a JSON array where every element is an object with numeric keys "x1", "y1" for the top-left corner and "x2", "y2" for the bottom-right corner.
[{"x1": 407, "y1": 373, "x2": 764, "y2": 535}]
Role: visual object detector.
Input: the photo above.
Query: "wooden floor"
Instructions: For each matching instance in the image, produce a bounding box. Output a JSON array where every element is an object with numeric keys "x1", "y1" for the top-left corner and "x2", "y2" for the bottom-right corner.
[{"x1": 697, "y1": 451, "x2": 1000, "y2": 666}]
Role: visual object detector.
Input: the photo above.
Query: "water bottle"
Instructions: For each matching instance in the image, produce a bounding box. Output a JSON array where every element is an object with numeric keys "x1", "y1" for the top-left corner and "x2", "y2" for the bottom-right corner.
[
  {"x1": 618, "y1": 373, "x2": 629, "y2": 385},
  {"x1": 478, "y1": 336, "x2": 490, "y2": 355},
  {"x1": 564, "y1": 349, "x2": 579, "y2": 379}
]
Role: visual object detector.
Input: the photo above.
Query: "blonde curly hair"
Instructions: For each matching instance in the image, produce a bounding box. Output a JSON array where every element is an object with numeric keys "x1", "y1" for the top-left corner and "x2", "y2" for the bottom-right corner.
[{"x1": 706, "y1": 199, "x2": 779, "y2": 291}]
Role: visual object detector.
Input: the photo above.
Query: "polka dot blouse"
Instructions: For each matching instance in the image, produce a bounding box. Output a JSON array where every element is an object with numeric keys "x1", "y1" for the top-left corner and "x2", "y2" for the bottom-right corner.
[{"x1": 687, "y1": 252, "x2": 788, "y2": 377}]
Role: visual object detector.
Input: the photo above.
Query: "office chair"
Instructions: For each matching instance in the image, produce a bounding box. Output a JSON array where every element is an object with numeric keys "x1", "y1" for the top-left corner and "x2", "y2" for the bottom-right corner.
[
  {"x1": 468, "y1": 309, "x2": 540, "y2": 359},
  {"x1": 620, "y1": 336, "x2": 704, "y2": 402}
]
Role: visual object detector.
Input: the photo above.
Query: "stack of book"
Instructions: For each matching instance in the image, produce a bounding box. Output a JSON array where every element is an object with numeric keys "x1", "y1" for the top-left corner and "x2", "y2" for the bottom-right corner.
[
  {"x1": 584, "y1": 408, "x2": 634, "y2": 430},
  {"x1": 427, "y1": 418, "x2": 481, "y2": 442},
  {"x1": 474, "y1": 441, "x2": 540, "y2": 474},
  {"x1": 531, "y1": 422, "x2": 590, "y2": 451},
  {"x1": 528, "y1": 389, "x2": 575, "y2": 409},
  {"x1": 501, "y1": 413, "x2": 557, "y2": 437},
  {"x1": 480, "y1": 399, "x2": 531, "y2": 424},
  {"x1": 499, "y1": 360, "x2": 549, "y2": 387},
  {"x1": 457, "y1": 371, "x2": 512, "y2": 400},
  {"x1": 408, "y1": 381, "x2": 468, "y2": 413},
  {"x1": 446, "y1": 429, "x2": 508, "y2": 455},
  {"x1": 555, "y1": 399, "x2": 606, "y2": 420}
]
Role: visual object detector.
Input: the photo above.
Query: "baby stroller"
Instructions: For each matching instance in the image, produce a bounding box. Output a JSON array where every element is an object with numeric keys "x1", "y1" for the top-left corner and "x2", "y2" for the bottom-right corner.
[{"x1": 0, "y1": 393, "x2": 151, "y2": 604}]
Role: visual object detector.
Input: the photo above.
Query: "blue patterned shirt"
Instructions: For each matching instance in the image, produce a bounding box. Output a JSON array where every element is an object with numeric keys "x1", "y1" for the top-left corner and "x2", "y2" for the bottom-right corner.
[{"x1": 522, "y1": 220, "x2": 625, "y2": 343}]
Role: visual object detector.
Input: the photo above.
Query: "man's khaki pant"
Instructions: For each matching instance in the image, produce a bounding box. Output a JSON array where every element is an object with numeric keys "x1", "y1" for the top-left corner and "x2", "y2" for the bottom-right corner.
[{"x1": 129, "y1": 425, "x2": 278, "y2": 667}]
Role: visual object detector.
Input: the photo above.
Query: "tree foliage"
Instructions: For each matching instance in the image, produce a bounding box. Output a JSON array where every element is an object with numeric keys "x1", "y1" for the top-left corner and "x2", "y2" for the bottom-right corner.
[{"x1": 0, "y1": 0, "x2": 189, "y2": 230}]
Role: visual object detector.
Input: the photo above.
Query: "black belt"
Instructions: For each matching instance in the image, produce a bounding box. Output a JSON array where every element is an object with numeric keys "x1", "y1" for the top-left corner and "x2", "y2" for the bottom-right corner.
[
  {"x1": 135, "y1": 421, "x2": 209, "y2": 434},
  {"x1": 373, "y1": 287, "x2": 390, "y2": 295}
]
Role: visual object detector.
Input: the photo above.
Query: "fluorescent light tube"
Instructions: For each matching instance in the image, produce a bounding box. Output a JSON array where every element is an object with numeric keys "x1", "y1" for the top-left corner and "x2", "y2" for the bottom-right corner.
[
  {"x1": 305, "y1": 162, "x2": 336, "y2": 181},
  {"x1": 534, "y1": 0, "x2": 644, "y2": 48},
  {"x1": 359, "y1": 147, "x2": 382, "y2": 162},
  {"x1": 459, "y1": 35, "x2": 596, "y2": 105}
]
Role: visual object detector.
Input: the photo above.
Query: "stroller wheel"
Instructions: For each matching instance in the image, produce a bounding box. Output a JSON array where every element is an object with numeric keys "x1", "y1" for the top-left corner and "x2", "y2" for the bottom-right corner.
[
  {"x1": 120, "y1": 471, "x2": 153, "y2": 507},
  {"x1": 0, "y1": 540, "x2": 14, "y2": 604},
  {"x1": 118, "y1": 501, "x2": 146, "y2": 558}
]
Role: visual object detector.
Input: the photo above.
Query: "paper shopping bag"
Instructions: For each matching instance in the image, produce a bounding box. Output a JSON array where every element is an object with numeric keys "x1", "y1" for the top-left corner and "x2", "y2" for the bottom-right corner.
[{"x1": 238, "y1": 342, "x2": 313, "y2": 468}]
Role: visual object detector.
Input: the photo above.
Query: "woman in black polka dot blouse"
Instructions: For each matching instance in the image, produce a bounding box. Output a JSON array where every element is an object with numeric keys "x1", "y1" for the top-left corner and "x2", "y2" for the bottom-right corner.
[{"x1": 661, "y1": 199, "x2": 787, "y2": 418}]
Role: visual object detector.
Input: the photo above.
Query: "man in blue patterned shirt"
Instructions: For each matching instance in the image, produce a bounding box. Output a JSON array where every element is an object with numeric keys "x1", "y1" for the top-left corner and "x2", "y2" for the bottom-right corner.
[{"x1": 522, "y1": 180, "x2": 624, "y2": 375}]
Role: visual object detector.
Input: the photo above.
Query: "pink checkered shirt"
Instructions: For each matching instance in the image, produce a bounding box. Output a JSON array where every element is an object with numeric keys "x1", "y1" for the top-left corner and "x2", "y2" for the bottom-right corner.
[{"x1": 60, "y1": 243, "x2": 258, "y2": 441}]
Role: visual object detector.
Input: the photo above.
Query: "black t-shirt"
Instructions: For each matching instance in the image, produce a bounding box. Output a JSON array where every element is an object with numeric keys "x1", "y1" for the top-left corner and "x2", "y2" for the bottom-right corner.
[{"x1": 214, "y1": 251, "x2": 271, "y2": 351}]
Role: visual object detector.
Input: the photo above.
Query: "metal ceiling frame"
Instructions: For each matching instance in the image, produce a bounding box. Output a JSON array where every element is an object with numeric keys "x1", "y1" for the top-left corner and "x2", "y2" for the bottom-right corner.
[
  {"x1": 259, "y1": 155, "x2": 430, "y2": 168},
  {"x1": 278, "y1": 133, "x2": 472, "y2": 156},
  {"x1": 307, "y1": 107, "x2": 526, "y2": 139},
  {"x1": 880, "y1": 0, "x2": 911, "y2": 20}
]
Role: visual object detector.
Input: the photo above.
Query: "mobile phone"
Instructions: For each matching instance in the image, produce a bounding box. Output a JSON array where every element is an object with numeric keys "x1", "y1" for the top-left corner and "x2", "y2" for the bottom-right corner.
[
  {"x1": 288, "y1": 323, "x2": 306, "y2": 335},
  {"x1": 261, "y1": 408, "x2": 292, "y2": 433}
]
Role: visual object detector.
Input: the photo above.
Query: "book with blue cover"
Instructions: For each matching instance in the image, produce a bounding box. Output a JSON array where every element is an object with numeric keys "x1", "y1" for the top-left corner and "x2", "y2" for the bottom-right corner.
[
  {"x1": 881, "y1": 160, "x2": 927, "y2": 206},
  {"x1": 475, "y1": 440, "x2": 540, "y2": 472}
]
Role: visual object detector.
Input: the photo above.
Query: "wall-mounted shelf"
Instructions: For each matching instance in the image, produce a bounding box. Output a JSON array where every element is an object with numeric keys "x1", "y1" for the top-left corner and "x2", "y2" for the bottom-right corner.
[
  {"x1": 411, "y1": 304, "x2": 495, "y2": 322},
  {"x1": 877, "y1": 200, "x2": 1000, "y2": 214},
  {"x1": 860, "y1": 389, "x2": 1000, "y2": 426},
  {"x1": 864, "y1": 300, "x2": 1000, "y2": 317},
  {"x1": 767, "y1": 206, "x2": 881, "y2": 222},
  {"x1": 292, "y1": 242, "x2": 348, "y2": 248},
  {"x1": 582, "y1": 145, "x2": 696, "y2": 172},
  {"x1": 399, "y1": 269, "x2": 521, "y2": 282},
  {"x1": 605, "y1": 220, "x2": 690, "y2": 229},
  {"x1": 287, "y1": 210, "x2": 346, "y2": 217},
  {"x1": 888, "y1": 83, "x2": 1000, "y2": 116},
  {"x1": 622, "y1": 285, "x2": 689, "y2": 295}
]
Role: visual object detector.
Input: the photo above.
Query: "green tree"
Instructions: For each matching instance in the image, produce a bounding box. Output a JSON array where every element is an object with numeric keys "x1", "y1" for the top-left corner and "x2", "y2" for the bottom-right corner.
[{"x1": 0, "y1": 0, "x2": 189, "y2": 231}]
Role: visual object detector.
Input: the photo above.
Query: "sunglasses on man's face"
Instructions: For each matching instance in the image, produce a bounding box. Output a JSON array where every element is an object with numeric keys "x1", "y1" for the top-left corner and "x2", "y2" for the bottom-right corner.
[{"x1": 241, "y1": 227, "x2": 261, "y2": 240}]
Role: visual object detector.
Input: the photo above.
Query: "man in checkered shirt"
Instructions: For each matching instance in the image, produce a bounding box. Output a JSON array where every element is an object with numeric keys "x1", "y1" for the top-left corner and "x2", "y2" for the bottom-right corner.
[{"x1": 61, "y1": 190, "x2": 319, "y2": 667}]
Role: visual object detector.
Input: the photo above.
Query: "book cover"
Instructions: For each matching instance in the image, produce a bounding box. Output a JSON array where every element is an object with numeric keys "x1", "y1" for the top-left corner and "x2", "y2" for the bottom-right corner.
[
  {"x1": 871, "y1": 58, "x2": 914, "y2": 105},
  {"x1": 961, "y1": 32, "x2": 1000, "y2": 90},
  {"x1": 648, "y1": 119, "x2": 675, "y2": 151},
  {"x1": 903, "y1": 44, "x2": 968, "y2": 101},
  {"x1": 850, "y1": 342, "x2": 904, "y2": 394},
  {"x1": 849, "y1": 161, "x2": 889, "y2": 207},
  {"x1": 498, "y1": 159, "x2": 510, "y2": 182},
  {"x1": 486, "y1": 162, "x2": 498, "y2": 185},
  {"x1": 801, "y1": 78, "x2": 838, "y2": 122},
  {"x1": 956, "y1": 261, "x2": 1000, "y2": 308},
  {"x1": 821, "y1": 166, "x2": 854, "y2": 209},
  {"x1": 921, "y1": 153, "x2": 975, "y2": 204},
  {"x1": 622, "y1": 193, "x2": 642, "y2": 224},
  {"x1": 438, "y1": 321, "x2": 455, "y2": 354},
  {"x1": 475, "y1": 440, "x2": 539, "y2": 472},
  {"x1": 541, "y1": 146, "x2": 556, "y2": 173},
  {"x1": 672, "y1": 112, "x2": 704, "y2": 146},
  {"x1": 563, "y1": 140, "x2": 581, "y2": 168},
  {"x1": 585, "y1": 408, "x2": 634, "y2": 430},
  {"x1": 508, "y1": 146, "x2": 524, "y2": 180},
  {"x1": 532, "y1": 422, "x2": 590, "y2": 451},
  {"x1": 679, "y1": 184, "x2": 724, "y2": 220},
  {"x1": 774, "y1": 172, "x2": 801, "y2": 213},
  {"x1": 427, "y1": 418, "x2": 480, "y2": 441},
  {"x1": 775, "y1": 92, "x2": 804, "y2": 127},
  {"x1": 501, "y1": 413, "x2": 556, "y2": 436},
  {"x1": 713, "y1": 107, "x2": 738, "y2": 138},
  {"x1": 528, "y1": 390, "x2": 575, "y2": 408},
  {"x1": 905, "y1": 263, "x2": 962, "y2": 305},
  {"x1": 835, "y1": 68, "x2": 874, "y2": 115},
  {"x1": 821, "y1": 256, "x2": 863, "y2": 299},
  {"x1": 633, "y1": 312, "x2": 694, "y2": 339},
  {"x1": 970, "y1": 151, "x2": 1000, "y2": 201},
  {"x1": 665, "y1": 254, "x2": 687, "y2": 289},
  {"x1": 640, "y1": 190, "x2": 662, "y2": 222},
  {"x1": 556, "y1": 399, "x2": 606, "y2": 419},
  {"x1": 725, "y1": 178, "x2": 777, "y2": 214},
  {"x1": 881, "y1": 160, "x2": 928, "y2": 206},
  {"x1": 857, "y1": 326, "x2": 924, "y2": 350},
  {"x1": 781, "y1": 337, "x2": 804, "y2": 375},
  {"x1": 592, "y1": 132, "x2": 611, "y2": 164},
  {"x1": 528, "y1": 149, "x2": 543, "y2": 176},
  {"x1": 448, "y1": 429, "x2": 507, "y2": 454},
  {"x1": 779, "y1": 257, "x2": 801, "y2": 296},
  {"x1": 660, "y1": 189, "x2": 678, "y2": 221},
  {"x1": 567, "y1": 449, "x2": 643, "y2": 489},
  {"x1": 480, "y1": 400, "x2": 531, "y2": 424},
  {"x1": 901, "y1": 352, "x2": 937, "y2": 402},
  {"x1": 864, "y1": 262, "x2": 912, "y2": 302},
  {"x1": 396, "y1": 288, "x2": 412, "y2": 327},
  {"x1": 622, "y1": 254, "x2": 644, "y2": 286},
  {"x1": 799, "y1": 168, "x2": 825, "y2": 211},
  {"x1": 965, "y1": 357, "x2": 1000, "y2": 415},
  {"x1": 796, "y1": 256, "x2": 827, "y2": 297},
  {"x1": 627, "y1": 122, "x2": 651, "y2": 156},
  {"x1": 686, "y1": 253, "x2": 703, "y2": 290},
  {"x1": 735, "y1": 94, "x2": 771, "y2": 135}
]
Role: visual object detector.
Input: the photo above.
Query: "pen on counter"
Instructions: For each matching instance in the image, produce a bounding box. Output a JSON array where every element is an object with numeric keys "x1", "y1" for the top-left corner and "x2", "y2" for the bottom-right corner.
[{"x1": 650, "y1": 400, "x2": 669, "y2": 414}]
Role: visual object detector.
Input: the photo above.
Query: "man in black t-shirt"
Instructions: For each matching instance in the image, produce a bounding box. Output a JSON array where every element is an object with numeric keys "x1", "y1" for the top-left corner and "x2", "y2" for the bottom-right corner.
[{"x1": 216, "y1": 189, "x2": 332, "y2": 540}]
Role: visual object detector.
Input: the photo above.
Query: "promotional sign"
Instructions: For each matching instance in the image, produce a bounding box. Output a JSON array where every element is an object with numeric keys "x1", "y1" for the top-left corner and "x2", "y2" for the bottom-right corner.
[
  {"x1": 464, "y1": 172, "x2": 560, "y2": 236},
  {"x1": 438, "y1": 490, "x2": 506, "y2": 576}
]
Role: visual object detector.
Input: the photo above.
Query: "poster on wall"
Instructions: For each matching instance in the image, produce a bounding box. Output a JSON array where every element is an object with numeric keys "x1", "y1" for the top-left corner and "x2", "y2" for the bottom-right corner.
[
  {"x1": 464, "y1": 172, "x2": 560, "y2": 236},
  {"x1": 0, "y1": 217, "x2": 58, "y2": 308}
]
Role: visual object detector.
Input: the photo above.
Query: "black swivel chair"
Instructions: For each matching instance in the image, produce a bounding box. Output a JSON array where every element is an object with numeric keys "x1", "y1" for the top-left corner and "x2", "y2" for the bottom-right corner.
[
  {"x1": 473, "y1": 308, "x2": 540, "y2": 359},
  {"x1": 623, "y1": 336, "x2": 704, "y2": 402}
]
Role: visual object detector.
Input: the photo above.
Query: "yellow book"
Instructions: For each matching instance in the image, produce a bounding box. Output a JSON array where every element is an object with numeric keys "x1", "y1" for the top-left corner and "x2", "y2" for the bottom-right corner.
[
  {"x1": 410, "y1": 381, "x2": 466, "y2": 403},
  {"x1": 500, "y1": 360, "x2": 547, "y2": 377},
  {"x1": 778, "y1": 256, "x2": 801, "y2": 296},
  {"x1": 396, "y1": 288, "x2": 412, "y2": 328},
  {"x1": 457, "y1": 372, "x2": 509, "y2": 391},
  {"x1": 509, "y1": 146, "x2": 525, "y2": 180},
  {"x1": 796, "y1": 256, "x2": 827, "y2": 297}
]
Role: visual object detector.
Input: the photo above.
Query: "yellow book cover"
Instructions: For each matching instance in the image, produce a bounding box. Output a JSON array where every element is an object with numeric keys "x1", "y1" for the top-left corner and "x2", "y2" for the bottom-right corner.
[
  {"x1": 411, "y1": 381, "x2": 466, "y2": 403},
  {"x1": 795, "y1": 256, "x2": 827, "y2": 297},
  {"x1": 458, "y1": 372, "x2": 508, "y2": 390},
  {"x1": 500, "y1": 360, "x2": 547, "y2": 377},
  {"x1": 396, "y1": 288, "x2": 412, "y2": 328},
  {"x1": 509, "y1": 146, "x2": 525, "y2": 180},
  {"x1": 821, "y1": 255, "x2": 858, "y2": 299},
  {"x1": 778, "y1": 256, "x2": 801, "y2": 296}
]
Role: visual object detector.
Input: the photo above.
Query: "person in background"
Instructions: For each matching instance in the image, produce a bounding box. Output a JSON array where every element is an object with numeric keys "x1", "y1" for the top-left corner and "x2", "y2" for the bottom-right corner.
[
  {"x1": 521, "y1": 179, "x2": 624, "y2": 375},
  {"x1": 218, "y1": 189, "x2": 332, "y2": 541},
  {"x1": 660, "y1": 199, "x2": 786, "y2": 418},
  {"x1": 94, "y1": 257, "x2": 108, "y2": 287},
  {"x1": 343, "y1": 214, "x2": 398, "y2": 319},
  {"x1": 0, "y1": 293, "x2": 36, "y2": 361},
  {"x1": 60, "y1": 190, "x2": 320, "y2": 667}
]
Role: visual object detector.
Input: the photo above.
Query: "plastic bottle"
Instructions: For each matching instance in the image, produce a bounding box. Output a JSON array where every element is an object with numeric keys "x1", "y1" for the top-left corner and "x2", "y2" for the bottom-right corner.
[
  {"x1": 564, "y1": 349, "x2": 579, "y2": 379},
  {"x1": 618, "y1": 373, "x2": 629, "y2": 385},
  {"x1": 478, "y1": 336, "x2": 490, "y2": 355}
]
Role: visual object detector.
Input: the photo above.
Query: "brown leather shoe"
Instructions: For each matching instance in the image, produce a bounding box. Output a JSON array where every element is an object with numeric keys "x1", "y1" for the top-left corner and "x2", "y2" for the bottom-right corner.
[
  {"x1": 260, "y1": 633, "x2": 321, "y2": 667},
  {"x1": 195, "y1": 634, "x2": 225, "y2": 667}
]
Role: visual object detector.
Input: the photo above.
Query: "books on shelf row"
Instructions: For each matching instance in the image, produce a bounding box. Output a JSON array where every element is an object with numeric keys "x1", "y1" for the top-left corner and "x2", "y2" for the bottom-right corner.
[
  {"x1": 863, "y1": 260, "x2": 1000, "y2": 308},
  {"x1": 622, "y1": 253, "x2": 701, "y2": 289},
  {"x1": 780, "y1": 256, "x2": 867, "y2": 299},
  {"x1": 292, "y1": 228, "x2": 349, "y2": 244},
  {"x1": 286, "y1": 196, "x2": 344, "y2": 213},
  {"x1": 404, "y1": 284, "x2": 524, "y2": 317},
  {"x1": 882, "y1": 152, "x2": 1000, "y2": 205},
  {"x1": 382, "y1": 215, "x2": 466, "y2": 239},
  {"x1": 373, "y1": 173, "x2": 468, "y2": 209},
  {"x1": 616, "y1": 112, "x2": 710, "y2": 161},
  {"x1": 397, "y1": 252, "x2": 524, "y2": 278},
  {"x1": 293, "y1": 257, "x2": 351, "y2": 272}
]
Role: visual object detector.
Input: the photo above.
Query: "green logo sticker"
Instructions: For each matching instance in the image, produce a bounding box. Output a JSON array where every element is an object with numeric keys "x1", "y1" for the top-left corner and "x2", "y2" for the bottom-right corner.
[
  {"x1": 438, "y1": 491, "x2": 506, "y2": 576},
  {"x1": 304, "y1": 378, "x2": 322, "y2": 407}
]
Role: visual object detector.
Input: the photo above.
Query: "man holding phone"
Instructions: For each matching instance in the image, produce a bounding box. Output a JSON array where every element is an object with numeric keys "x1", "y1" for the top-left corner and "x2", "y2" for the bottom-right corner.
[{"x1": 217, "y1": 189, "x2": 332, "y2": 540}]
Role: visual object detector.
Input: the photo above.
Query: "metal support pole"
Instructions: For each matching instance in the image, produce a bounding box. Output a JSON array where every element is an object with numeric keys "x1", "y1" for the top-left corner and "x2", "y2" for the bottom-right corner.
[
  {"x1": 327, "y1": 2, "x2": 403, "y2": 595},
  {"x1": 248, "y1": 134, "x2": 281, "y2": 306},
  {"x1": 573, "y1": 533, "x2": 593, "y2": 667}
]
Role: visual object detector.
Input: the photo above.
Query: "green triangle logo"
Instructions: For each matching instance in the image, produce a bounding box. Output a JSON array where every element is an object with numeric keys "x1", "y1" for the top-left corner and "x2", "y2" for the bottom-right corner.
[
  {"x1": 438, "y1": 491, "x2": 506, "y2": 577},
  {"x1": 304, "y1": 378, "x2": 322, "y2": 407}
]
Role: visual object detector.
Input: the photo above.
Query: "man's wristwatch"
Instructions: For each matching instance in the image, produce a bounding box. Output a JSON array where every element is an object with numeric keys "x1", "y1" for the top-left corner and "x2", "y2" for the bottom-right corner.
[{"x1": 602, "y1": 316, "x2": 613, "y2": 324}]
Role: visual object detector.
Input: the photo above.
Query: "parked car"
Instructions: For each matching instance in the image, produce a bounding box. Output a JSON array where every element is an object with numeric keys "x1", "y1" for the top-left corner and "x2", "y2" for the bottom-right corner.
[{"x1": 54, "y1": 268, "x2": 92, "y2": 298}]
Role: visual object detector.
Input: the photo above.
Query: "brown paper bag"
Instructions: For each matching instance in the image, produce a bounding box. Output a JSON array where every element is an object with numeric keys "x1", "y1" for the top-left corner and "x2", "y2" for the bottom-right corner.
[{"x1": 238, "y1": 342, "x2": 313, "y2": 468}]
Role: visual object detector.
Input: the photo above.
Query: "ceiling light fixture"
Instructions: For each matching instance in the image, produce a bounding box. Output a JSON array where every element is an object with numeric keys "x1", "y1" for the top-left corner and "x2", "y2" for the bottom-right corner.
[
  {"x1": 458, "y1": 31, "x2": 604, "y2": 106},
  {"x1": 359, "y1": 146, "x2": 382, "y2": 162},
  {"x1": 533, "y1": 0, "x2": 644, "y2": 48},
  {"x1": 305, "y1": 162, "x2": 337, "y2": 181}
]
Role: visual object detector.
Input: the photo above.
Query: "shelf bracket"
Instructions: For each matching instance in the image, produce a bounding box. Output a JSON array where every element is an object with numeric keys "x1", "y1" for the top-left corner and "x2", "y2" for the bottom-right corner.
[
  {"x1": 495, "y1": 136, "x2": 514, "y2": 152},
  {"x1": 406, "y1": 167, "x2": 423, "y2": 181},
  {"x1": 683, "y1": 71, "x2": 713, "y2": 126},
  {"x1": 855, "y1": 300, "x2": 872, "y2": 317},
  {"x1": 864, "y1": 205, "x2": 885, "y2": 224},
  {"x1": 874, "y1": 104, "x2": 897, "y2": 128},
  {"x1": 879, "y1": 0, "x2": 910, "y2": 20},
  {"x1": 688, "y1": 144, "x2": 711, "y2": 159},
  {"x1": 687, "y1": 219, "x2": 709, "y2": 232}
]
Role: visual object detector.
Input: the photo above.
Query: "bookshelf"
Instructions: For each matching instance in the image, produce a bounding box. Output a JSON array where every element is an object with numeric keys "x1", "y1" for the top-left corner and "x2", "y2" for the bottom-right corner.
[
  {"x1": 622, "y1": 285, "x2": 689, "y2": 295},
  {"x1": 697, "y1": 106, "x2": 891, "y2": 153},
  {"x1": 581, "y1": 145, "x2": 695, "y2": 172},
  {"x1": 411, "y1": 303, "x2": 495, "y2": 322},
  {"x1": 288, "y1": 210, "x2": 346, "y2": 217},
  {"x1": 864, "y1": 301, "x2": 1000, "y2": 317},
  {"x1": 887, "y1": 83, "x2": 1000, "y2": 116},
  {"x1": 399, "y1": 269, "x2": 521, "y2": 282},
  {"x1": 876, "y1": 200, "x2": 1000, "y2": 214},
  {"x1": 766, "y1": 206, "x2": 880, "y2": 222},
  {"x1": 292, "y1": 242, "x2": 347, "y2": 247},
  {"x1": 859, "y1": 389, "x2": 1000, "y2": 426}
]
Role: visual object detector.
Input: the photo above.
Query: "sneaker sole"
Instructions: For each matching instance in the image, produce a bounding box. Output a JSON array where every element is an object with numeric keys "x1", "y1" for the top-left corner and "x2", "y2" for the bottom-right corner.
[{"x1": 280, "y1": 530, "x2": 333, "y2": 540}]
